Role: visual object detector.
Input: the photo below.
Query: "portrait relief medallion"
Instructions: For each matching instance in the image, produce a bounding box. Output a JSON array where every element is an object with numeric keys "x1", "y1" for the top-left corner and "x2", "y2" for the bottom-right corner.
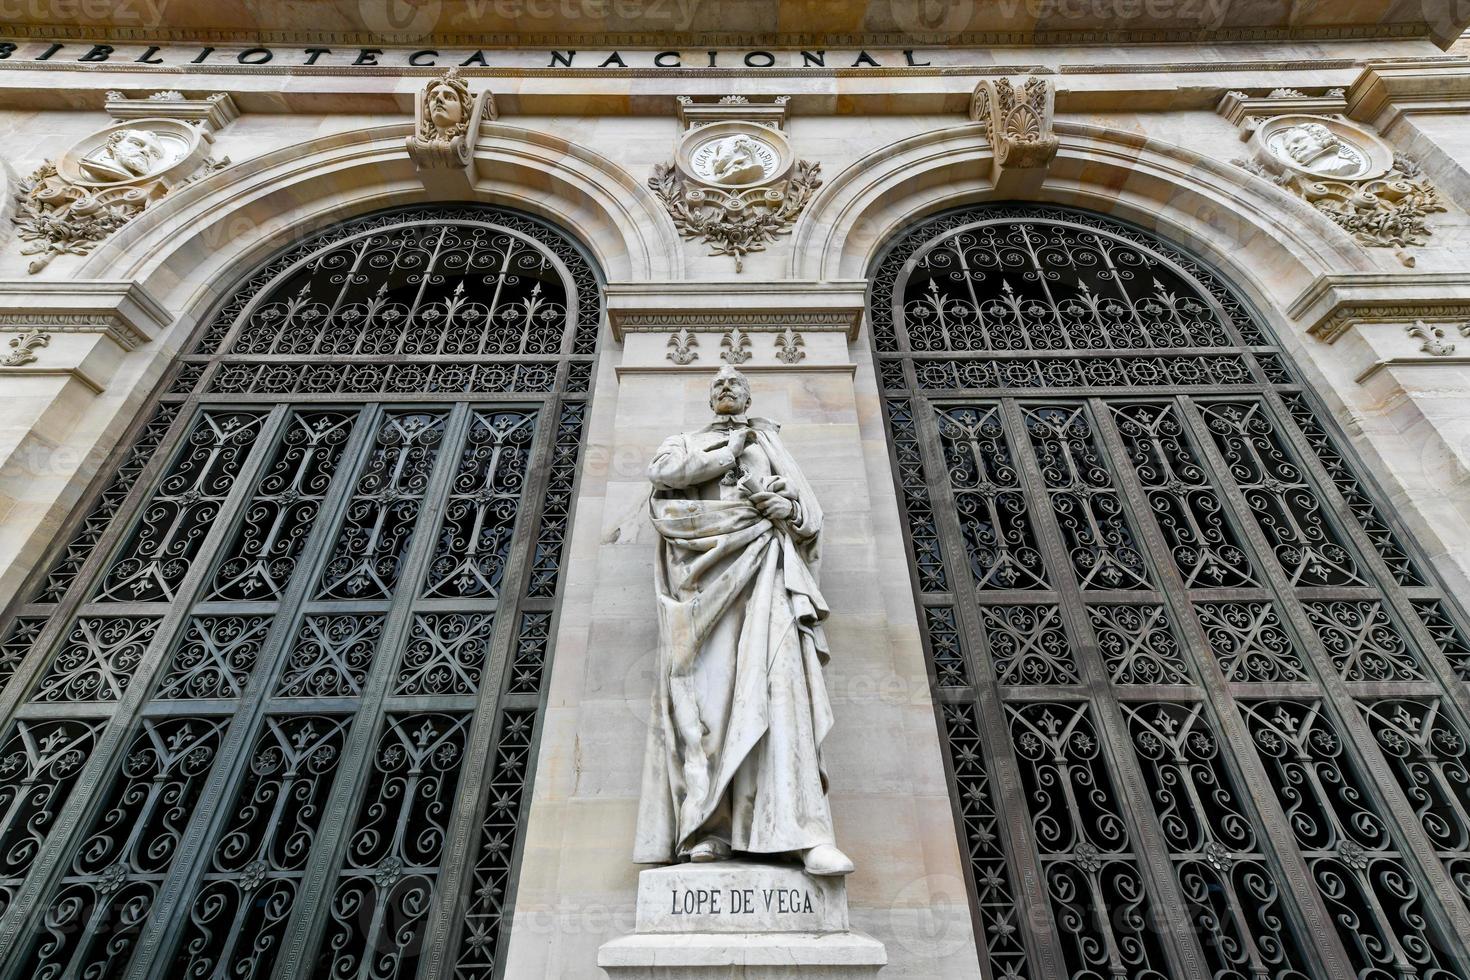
[
  {"x1": 1253, "y1": 115, "x2": 1393, "y2": 182},
  {"x1": 688, "y1": 133, "x2": 782, "y2": 186},
  {"x1": 57, "y1": 118, "x2": 207, "y2": 188},
  {"x1": 675, "y1": 121, "x2": 794, "y2": 190}
]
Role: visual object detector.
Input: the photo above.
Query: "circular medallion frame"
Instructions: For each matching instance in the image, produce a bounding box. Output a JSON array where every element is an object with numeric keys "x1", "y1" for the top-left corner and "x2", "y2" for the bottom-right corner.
[
  {"x1": 675, "y1": 121, "x2": 793, "y2": 190},
  {"x1": 56, "y1": 118, "x2": 208, "y2": 189},
  {"x1": 1250, "y1": 114, "x2": 1394, "y2": 182}
]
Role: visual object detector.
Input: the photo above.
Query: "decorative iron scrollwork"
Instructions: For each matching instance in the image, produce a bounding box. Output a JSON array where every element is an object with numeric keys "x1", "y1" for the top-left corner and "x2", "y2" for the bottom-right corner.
[
  {"x1": 936, "y1": 405, "x2": 1047, "y2": 591},
  {"x1": 1024, "y1": 405, "x2": 1151, "y2": 591},
  {"x1": 423, "y1": 409, "x2": 537, "y2": 599},
  {"x1": 94, "y1": 410, "x2": 268, "y2": 603},
  {"x1": 154, "y1": 615, "x2": 273, "y2": 700},
  {"x1": 1008, "y1": 701, "x2": 1175, "y2": 979},
  {"x1": 1240, "y1": 699, "x2": 1467, "y2": 979},
  {"x1": 0, "y1": 719, "x2": 105, "y2": 912},
  {"x1": 25, "y1": 717, "x2": 228, "y2": 976},
  {"x1": 316, "y1": 412, "x2": 447, "y2": 600},
  {"x1": 35, "y1": 403, "x2": 181, "y2": 605},
  {"x1": 323, "y1": 712, "x2": 471, "y2": 979},
  {"x1": 175, "y1": 714, "x2": 351, "y2": 979},
  {"x1": 1125, "y1": 702, "x2": 1314, "y2": 979},
  {"x1": 208, "y1": 410, "x2": 357, "y2": 602},
  {"x1": 1197, "y1": 400, "x2": 1364, "y2": 587},
  {"x1": 874, "y1": 205, "x2": 1470, "y2": 980}
]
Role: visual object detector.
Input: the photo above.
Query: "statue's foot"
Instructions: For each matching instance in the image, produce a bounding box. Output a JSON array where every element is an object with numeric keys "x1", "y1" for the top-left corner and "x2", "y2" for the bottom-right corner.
[
  {"x1": 688, "y1": 837, "x2": 731, "y2": 863},
  {"x1": 802, "y1": 844, "x2": 855, "y2": 876}
]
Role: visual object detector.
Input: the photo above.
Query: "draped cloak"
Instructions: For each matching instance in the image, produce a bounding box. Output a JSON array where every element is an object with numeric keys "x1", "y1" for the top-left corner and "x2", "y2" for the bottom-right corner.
[{"x1": 633, "y1": 417, "x2": 836, "y2": 863}]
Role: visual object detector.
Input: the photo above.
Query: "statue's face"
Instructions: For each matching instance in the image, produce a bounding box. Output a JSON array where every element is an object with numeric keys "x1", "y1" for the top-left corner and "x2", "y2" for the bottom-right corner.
[
  {"x1": 428, "y1": 83, "x2": 464, "y2": 131},
  {"x1": 113, "y1": 131, "x2": 161, "y2": 175},
  {"x1": 1281, "y1": 124, "x2": 1335, "y2": 165},
  {"x1": 709, "y1": 373, "x2": 751, "y2": 415}
]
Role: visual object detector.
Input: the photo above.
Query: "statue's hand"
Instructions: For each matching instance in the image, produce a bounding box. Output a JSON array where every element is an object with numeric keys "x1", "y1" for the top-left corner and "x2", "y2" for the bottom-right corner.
[
  {"x1": 750, "y1": 491, "x2": 794, "y2": 521},
  {"x1": 766, "y1": 476, "x2": 798, "y2": 501},
  {"x1": 725, "y1": 426, "x2": 754, "y2": 459}
]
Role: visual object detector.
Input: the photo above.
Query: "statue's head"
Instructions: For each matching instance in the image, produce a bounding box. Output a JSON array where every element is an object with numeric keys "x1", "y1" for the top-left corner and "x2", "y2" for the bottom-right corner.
[
  {"x1": 1280, "y1": 122, "x2": 1340, "y2": 167},
  {"x1": 112, "y1": 129, "x2": 164, "y2": 175},
  {"x1": 709, "y1": 364, "x2": 752, "y2": 416},
  {"x1": 428, "y1": 80, "x2": 464, "y2": 132}
]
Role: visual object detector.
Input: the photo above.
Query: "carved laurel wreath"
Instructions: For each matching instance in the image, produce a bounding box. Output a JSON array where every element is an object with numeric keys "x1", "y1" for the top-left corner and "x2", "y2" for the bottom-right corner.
[{"x1": 648, "y1": 160, "x2": 822, "y2": 272}]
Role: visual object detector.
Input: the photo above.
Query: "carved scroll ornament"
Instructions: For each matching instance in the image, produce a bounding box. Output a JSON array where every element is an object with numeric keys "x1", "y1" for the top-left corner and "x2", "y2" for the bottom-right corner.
[
  {"x1": 12, "y1": 116, "x2": 228, "y2": 274},
  {"x1": 650, "y1": 107, "x2": 821, "y2": 272},
  {"x1": 971, "y1": 76, "x2": 1058, "y2": 171}
]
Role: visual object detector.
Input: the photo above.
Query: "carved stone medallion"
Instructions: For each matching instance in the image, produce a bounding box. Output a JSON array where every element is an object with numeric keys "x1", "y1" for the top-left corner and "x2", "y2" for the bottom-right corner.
[
  {"x1": 679, "y1": 124, "x2": 791, "y2": 188},
  {"x1": 1253, "y1": 115, "x2": 1392, "y2": 181},
  {"x1": 1236, "y1": 114, "x2": 1443, "y2": 263},
  {"x1": 12, "y1": 117, "x2": 227, "y2": 273},
  {"x1": 60, "y1": 119, "x2": 208, "y2": 189},
  {"x1": 652, "y1": 112, "x2": 819, "y2": 272}
]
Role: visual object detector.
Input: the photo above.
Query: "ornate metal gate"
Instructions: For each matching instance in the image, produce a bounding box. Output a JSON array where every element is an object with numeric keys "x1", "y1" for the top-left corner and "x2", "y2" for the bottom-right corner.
[
  {"x1": 873, "y1": 205, "x2": 1470, "y2": 980},
  {"x1": 0, "y1": 204, "x2": 599, "y2": 980}
]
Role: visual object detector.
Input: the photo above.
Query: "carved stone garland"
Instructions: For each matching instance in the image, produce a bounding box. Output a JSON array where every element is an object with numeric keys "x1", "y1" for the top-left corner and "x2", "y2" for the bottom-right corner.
[
  {"x1": 12, "y1": 103, "x2": 231, "y2": 274},
  {"x1": 650, "y1": 97, "x2": 821, "y2": 272},
  {"x1": 1232, "y1": 113, "x2": 1444, "y2": 265}
]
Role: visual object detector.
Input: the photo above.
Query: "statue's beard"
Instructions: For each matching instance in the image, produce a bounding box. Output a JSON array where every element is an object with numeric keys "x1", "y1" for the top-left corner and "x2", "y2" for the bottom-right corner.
[
  {"x1": 712, "y1": 397, "x2": 747, "y2": 415},
  {"x1": 115, "y1": 148, "x2": 153, "y2": 175}
]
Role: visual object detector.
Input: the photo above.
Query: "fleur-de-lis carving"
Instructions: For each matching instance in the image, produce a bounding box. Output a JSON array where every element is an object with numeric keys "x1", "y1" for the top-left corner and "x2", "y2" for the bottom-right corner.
[
  {"x1": 774, "y1": 327, "x2": 805, "y2": 364},
  {"x1": 3, "y1": 329, "x2": 51, "y2": 367},
  {"x1": 1409, "y1": 320, "x2": 1456, "y2": 356},
  {"x1": 666, "y1": 328, "x2": 698, "y2": 365},
  {"x1": 720, "y1": 328, "x2": 752, "y2": 364}
]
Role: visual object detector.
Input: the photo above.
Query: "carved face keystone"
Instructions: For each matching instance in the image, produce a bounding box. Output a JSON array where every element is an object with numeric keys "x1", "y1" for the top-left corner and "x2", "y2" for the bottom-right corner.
[{"x1": 428, "y1": 82, "x2": 465, "y2": 133}]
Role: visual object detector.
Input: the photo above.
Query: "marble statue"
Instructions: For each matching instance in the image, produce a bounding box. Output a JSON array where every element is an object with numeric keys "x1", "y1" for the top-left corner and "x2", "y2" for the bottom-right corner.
[{"x1": 634, "y1": 365, "x2": 854, "y2": 877}]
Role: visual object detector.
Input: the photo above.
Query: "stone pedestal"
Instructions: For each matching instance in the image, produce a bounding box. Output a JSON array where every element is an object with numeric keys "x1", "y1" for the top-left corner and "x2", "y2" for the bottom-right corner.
[{"x1": 598, "y1": 861, "x2": 886, "y2": 979}]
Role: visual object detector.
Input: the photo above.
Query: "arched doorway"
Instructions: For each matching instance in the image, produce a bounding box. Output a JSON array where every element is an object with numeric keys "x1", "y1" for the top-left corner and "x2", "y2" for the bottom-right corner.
[
  {"x1": 0, "y1": 204, "x2": 600, "y2": 979},
  {"x1": 872, "y1": 204, "x2": 1470, "y2": 980}
]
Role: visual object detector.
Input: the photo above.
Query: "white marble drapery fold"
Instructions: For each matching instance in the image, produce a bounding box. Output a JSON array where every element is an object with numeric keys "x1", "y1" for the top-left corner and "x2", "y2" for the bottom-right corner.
[{"x1": 634, "y1": 420, "x2": 836, "y2": 862}]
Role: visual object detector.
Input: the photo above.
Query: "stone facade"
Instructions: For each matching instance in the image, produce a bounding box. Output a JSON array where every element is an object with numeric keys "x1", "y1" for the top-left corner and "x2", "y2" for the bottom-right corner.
[{"x1": 2, "y1": 6, "x2": 1470, "y2": 978}]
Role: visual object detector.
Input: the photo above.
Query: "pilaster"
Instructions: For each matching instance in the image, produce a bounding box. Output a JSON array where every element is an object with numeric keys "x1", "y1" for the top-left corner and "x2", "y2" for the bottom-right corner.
[{"x1": 0, "y1": 280, "x2": 171, "y2": 606}]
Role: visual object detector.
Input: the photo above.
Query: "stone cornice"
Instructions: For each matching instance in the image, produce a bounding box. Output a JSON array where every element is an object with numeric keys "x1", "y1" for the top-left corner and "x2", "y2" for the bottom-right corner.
[
  {"x1": 0, "y1": 18, "x2": 1458, "y2": 48},
  {"x1": 1348, "y1": 60, "x2": 1470, "y2": 127},
  {"x1": 0, "y1": 280, "x2": 170, "y2": 351},
  {"x1": 607, "y1": 281, "x2": 866, "y2": 341},
  {"x1": 1288, "y1": 272, "x2": 1470, "y2": 342}
]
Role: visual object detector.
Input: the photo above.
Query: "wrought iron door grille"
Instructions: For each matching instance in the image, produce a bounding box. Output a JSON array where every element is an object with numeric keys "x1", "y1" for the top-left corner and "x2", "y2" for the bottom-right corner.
[
  {"x1": 872, "y1": 204, "x2": 1470, "y2": 980},
  {"x1": 0, "y1": 204, "x2": 599, "y2": 980}
]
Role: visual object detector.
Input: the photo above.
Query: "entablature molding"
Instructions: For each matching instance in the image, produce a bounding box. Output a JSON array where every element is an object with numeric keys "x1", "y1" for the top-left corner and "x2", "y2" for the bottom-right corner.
[
  {"x1": 1348, "y1": 61, "x2": 1470, "y2": 129},
  {"x1": 606, "y1": 281, "x2": 865, "y2": 342},
  {"x1": 0, "y1": 55, "x2": 1465, "y2": 116},
  {"x1": 0, "y1": 279, "x2": 169, "y2": 351},
  {"x1": 1288, "y1": 271, "x2": 1470, "y2": 342}
]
